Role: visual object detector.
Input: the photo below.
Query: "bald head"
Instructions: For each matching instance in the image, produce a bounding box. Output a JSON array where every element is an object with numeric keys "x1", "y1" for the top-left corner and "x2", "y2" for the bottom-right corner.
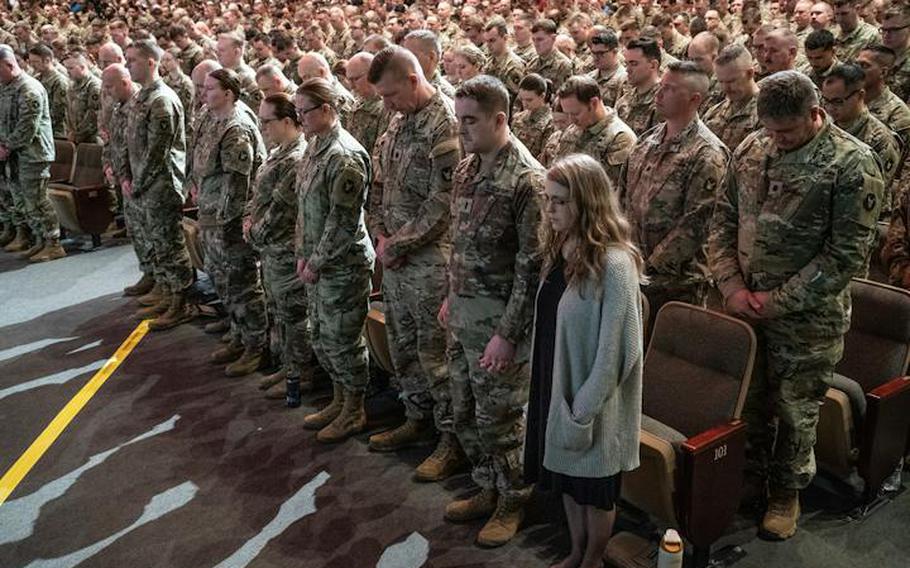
[
  {"x1": 102, "y1": 63, "x2": 134, "y2": 102},
  {"x1": 297, "y1": 52, "x2": 331, "y2": 82},
  {"x1": 346, "y1": 52, "x2": 375, "y2": 98},
  {"x1": 192, "y1": 59, "x2": 222, "y2": 85},
  {"x1": 688, "y1": 32, "x2": 720, "y2": 74}
]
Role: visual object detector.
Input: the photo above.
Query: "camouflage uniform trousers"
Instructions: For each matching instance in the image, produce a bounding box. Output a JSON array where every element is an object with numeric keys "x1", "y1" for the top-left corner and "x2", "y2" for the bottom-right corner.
[
  {"x1": 382, "y1": 254, "x2": 454, "y2": 433},
  {"x1": 137, "y1": 186, "x2": 194, "y2": 293},
  {"x1": 200, "y1": 224, "x2": 267, "y2": 350},
  {"x1": 8, "y1": 158, "x2": 59, "y2": 240},
  {"x1": 0, "y1": 167, "x2": 14, "y2": 227},
  {"x1": 448, "y1": 294, "x2": 532, "y2": 500},
  {"x1": 305, "y1": 264, "x2": 372, "y2": 392},
  {"x1": 743, "y1": 323, "x2": 844, "y2": 491},
  {"x1": 260, "y1": 246, "x2": 313, "y2": 377},
  {"x1": 122, "y1": 193, "x2": 154, "y2": 277}
]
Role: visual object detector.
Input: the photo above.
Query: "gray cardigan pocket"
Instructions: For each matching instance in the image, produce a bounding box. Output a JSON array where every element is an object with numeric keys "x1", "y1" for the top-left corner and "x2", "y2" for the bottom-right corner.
[{"x1": 555, "y1": 398, "x2": 594, "y2": 452}]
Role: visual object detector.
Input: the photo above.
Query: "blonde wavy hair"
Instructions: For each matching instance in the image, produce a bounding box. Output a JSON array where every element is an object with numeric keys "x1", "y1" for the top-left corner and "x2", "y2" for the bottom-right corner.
[{"x1": 539, "y1": 153, "x2": 647, "y2": 289}]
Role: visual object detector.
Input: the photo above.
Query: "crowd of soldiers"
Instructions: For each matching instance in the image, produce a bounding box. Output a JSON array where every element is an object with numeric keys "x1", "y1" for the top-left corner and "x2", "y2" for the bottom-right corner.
[{"x1": 0, "y1": 0, "x2": 908, "y2": 555}]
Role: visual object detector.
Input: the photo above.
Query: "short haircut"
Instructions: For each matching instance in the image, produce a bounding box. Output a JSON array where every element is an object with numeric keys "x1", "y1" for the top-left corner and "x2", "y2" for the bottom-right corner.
[
  {"x1": 218, "y1": 32, "x2": 245, "y2": 49},
  {"x1": 824, "y1": 62, "x2": 866, "y2": 91},
  {"x1": 208, "y1": 68, "x2": 242, "y2": 100},
  {"x1": 271, "y1": 32, "x2": 297, "y2": 52},
  {"x1": 715, "y1": 43, "x2": 753, "y2": 68},
  {"x1": 625, "y1": 38, "x2": 661, "y2": 62},
  {"x1": 531, "y1": 19, "x2": 558, "y2": 35},
  {"x1": 557, "y1": 75, "x2": 601, "y2": 103},
  {"x1": 589, "y1": 29, "x2": 619, "y2": 50},
  {"x1": 455, "y1": 75, "x2": 510, "y2": 116},
  {"x1": 454, "y1": 44, "x2": 486, "y2": 69},
  {"x1": 757, "y1": 70, "x2": 819, "y2": 120},
  {"x1": 403, "y1": 29, "x2": 441, "y2": 59},
  {"x1": 805, "y1": 29, "x2": 835, "y2": 51},
  {"x1": 368, "y1": 45, "x2": 421, "y2": 84},
  {"x1": 296, "y1": 77, "x2": 340, "y2": 110},
  {"x1": 620, "y1": 20, "x2": 642, "y2": 33},
  {"x1": 652, "y1": 13, "x2": 673, "y2": 28},
  {"x1": 518, "y1": 73, "x2": 553, "y2": 103},
  {"x1": 883, "y1": 4, "x2": 910, "y2": 21},
  {"x1": 129, "y1": 39, "x2": 163, "y2": 62},
  {"x1": 255, "y1": 63, "x2": 283, "y2": 80},
  {"x1": 666, "y1": 60, "x2": 710, "y2": 95},
  {"x1": 860, "y1": 44, "x2": 897, "y2": 67},
  {"x1": 485, "y1": 16, "x2": 509, "y2": 36},
  {"x1": 28, "y1": 44, "x2": 55, "y2": 59}
]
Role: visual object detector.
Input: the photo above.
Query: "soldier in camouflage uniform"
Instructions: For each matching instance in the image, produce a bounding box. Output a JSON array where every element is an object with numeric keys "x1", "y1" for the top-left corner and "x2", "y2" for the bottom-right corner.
[
  {"x1": 294, "y1": 78, "x2": 375, "y2": 443},
  {"x1": 27, "y1": 44, "x2": 68, "y2": 139},
  {"x1": 860, "y1": 47, "x2": 910, "y2": 147},
  {"x1": 442, "y1": 75, "x2": 543, "y2": 548},
  {"x1": 297, "y1": 52, "x2": 355, "y2": 125},
  {"x1": 0, "y1": 45, "x2": 63, "y2": 262},
  {"x1": 882, "y1": 6, "x2": 910, "y2": 102},
  {"x1": 161, "y1": 48, "x2": 195, "y2": 142},
  {"x1": 708, "y1": 71, "x2": 884, "y2": 541},
  {"x1": 217, "y1": 32, "x2": 263, "y2": 114},
  {"x1": 244, "y1": 93, "x2": 314, "y2": 397},
  {"x1": 345, "y1": 52, "x2": 390, "y2": 156},
  {"x1": 123, "y1": 41, "x2": 195, "y2": 329},
  {"x1": 511, "y1": 13, "x2": 537, "y2": 64},
  {"x1": 688, "y1": 32, "x2": 726, "y2": 114},
  {"x1": 833, "y1": 0, "x2": 881, "y2": 62},
  {"x1": 102, "y1": 65, "x2": 154, "y2": 297},
  {"x1": 587, "y1": 30, "x2": 627, "y2": 109},
  {"x1": 615, "y1": 39, "x2": 661, "y2": 136},
  {"x1": 190, "y1": 67, "x2": 268, "y2": 375},
  {"x1": 402, "y1": 30, "x2": 457, "y2": 100},
  {"x1": 554, "y1": 76, "x2": 637, "y2": 188},
  {"x1": 483, "y1": 18, "x2": 526, "y2": 103},
  {"x1": 512, "y1": 74, "x2": 554, "y2": 162},
  {"x1": 620, "y1": 62, "x2": 730, "y2": 321},
  {"x1": 169, "y1": 24, "x2": 205, "y2": 77},
  {"x1": 367, "y1": 47, "x2": 465, "y2": 478},
  {"x1": 822, "y1": 64, "x2": 901, "y2": 216},
  {"x1": 63, "y1": 49, "x2": 101, "y2": 143},
  {"x1": 704, "y1": 44, "x2": 762, "y2": 151},
  {"x1": 527, "y1": 19, "x2": 575, "y2": 92}
]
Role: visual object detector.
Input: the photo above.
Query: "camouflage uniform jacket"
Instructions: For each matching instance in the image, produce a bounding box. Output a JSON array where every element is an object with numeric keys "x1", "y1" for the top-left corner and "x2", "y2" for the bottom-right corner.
[
  {"x1": 708, "y1": 119, "x2": 885, "y2": 336},
  {"x1": 528, "y1": 49, "x2": 575, "y2": 91},
  {"x1": 448, "y1": 136, "x2": 544, "y2": 343},
  {"x1": 554, "y1": 110, "x2": 637, "y2": 186},
  {"x1": 125, "y1": 79, "x2": 186, "y2": 199},
  {"x1": 178, "y1": 42, "x2": 205, "y2": 76},
  {"x1": 867, "y1": 87, "x2": 910, "y2": 147},
  {"x1": 841, "y1": 110, "x2": 902, "y2": 196},
  {"x1": 348, "y1": 95, "x2": 390, "y2": 157},
  {"x1": 835, "y1": 21, "x2": 881, "y2": 62},
  {"x1": 703, "y1": 93, "x2": 761, "y2": 151},
  {"x1": 370, "y1": 90, "x2": 461, "y2": 261},
  {"x1": 65, "y1": 73, "x2": 101, "y2": 143},
  {"x1": 486, "y1": 49, "x2": 526, "y2": 99},
  {"x1": 514, "y1": 42, "x2": 537, "y2": 64},
  {"x1": 620, "y1": 118, "x2": 730, "y2": 290},
  {"x1": 512, "y1": 105, "x2": 554, "y2": 162},
  {"x1": 109, "y1": 95, "x2": 134, "y2": 186},
  {"x1": 0, "y1": 73, "x2": 54, "y2": 164},
  {"x1": 615, "y1": 82, "x2": 659, "y2": 136},
  {"x1": 889, "y1": 47, "x2": 910, "y2": 103},
  {"x1": 588, "y1": 65, "x2": 628, "y2": 108},
  {"x1": 164, "y1": 69, "x2": 195, "y2": 137},
  {"x1": 227, "y1": 62, "x2": 262, "y2": 115},
  {"x1": 295, "y1": 122, "x2": 374, "y2": 272},
  {"x1": 36, "y1": 67, "x2": 68, "y2": 139},
  {"x1": 431, "y1": 71, "x2": 457, "y2": 99},
  {"x1": 247, "y1": 135, "x2": 306, "y2": 253},
  {"x1": 700, "y1": 75, "x2": 726, "y2": 114}
]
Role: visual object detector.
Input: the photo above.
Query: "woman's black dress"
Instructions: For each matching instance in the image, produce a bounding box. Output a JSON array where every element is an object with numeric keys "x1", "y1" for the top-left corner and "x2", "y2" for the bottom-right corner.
[{"x1": 523, "y1": 258, "x2": 622, "y2": 511}]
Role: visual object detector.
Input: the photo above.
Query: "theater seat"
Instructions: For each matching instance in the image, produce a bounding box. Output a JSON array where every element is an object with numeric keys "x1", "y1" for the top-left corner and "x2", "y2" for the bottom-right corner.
[
  {"x1": 47, "y1": 143, "x2": 112, "y2": 243},
  {"x1": 815, "y1": 279, "x2": 910, "y2": 499},
  {"x1": 50, "y1": 140, "x2": 76, "y2": 183},
  {"x1": 364, "y1": 299, "x2": 394, "y2": 375},
  {"x1": 619, "y1": 302, "x2": 756, "y2": 568}
]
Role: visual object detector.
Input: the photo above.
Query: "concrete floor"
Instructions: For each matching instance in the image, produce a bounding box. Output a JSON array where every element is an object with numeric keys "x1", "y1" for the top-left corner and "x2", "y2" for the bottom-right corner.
[{"x1": 0, "y1": 244, "x2": 907, "y2": 568}]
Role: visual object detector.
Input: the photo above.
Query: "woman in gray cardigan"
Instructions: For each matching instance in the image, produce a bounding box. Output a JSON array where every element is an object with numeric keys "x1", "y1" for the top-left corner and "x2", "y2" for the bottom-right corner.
[{"x1": 523, "y1": 154, "x2": 644, "y2": 568}]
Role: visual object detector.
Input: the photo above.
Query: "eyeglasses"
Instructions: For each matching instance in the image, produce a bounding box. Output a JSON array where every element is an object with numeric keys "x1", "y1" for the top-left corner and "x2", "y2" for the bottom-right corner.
[
  {"x1": 821, "y1": 90, "x2": 861, "y2": 106},
  {"x1": 295, "y1": 104, "x2": 322, "y2": 117}
]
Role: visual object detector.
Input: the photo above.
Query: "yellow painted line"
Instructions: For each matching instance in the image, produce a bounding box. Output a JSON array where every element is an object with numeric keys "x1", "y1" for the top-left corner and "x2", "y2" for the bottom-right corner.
[{"x1": 0, "y1": 321, "x2": 150, "y2": 507}]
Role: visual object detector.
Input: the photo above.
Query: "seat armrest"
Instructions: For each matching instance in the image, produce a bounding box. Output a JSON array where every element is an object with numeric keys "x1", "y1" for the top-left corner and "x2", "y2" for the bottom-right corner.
[
  {"x1": 859, "y1": 376, "x2": 910, "y2": 501},
  {"x1": 677, "y1": 420, "x2": 747, "y2": 551}
]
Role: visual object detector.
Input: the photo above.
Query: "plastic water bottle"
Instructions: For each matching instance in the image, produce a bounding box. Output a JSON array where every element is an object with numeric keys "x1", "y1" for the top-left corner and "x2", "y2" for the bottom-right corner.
[
  {"x1": 286, "y1": 377, "x2": 301, "y2": 408},
  {"x1": 657, "y1": 529, "x2": 684, "y2": 568}
]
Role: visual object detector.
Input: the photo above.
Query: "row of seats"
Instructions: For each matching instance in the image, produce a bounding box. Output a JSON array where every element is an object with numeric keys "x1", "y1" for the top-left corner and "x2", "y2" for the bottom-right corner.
[
  {"x1": 47, "y1": 140, "x2": 112, "y2": 246},
  {"x1": 364, "y1": 280, "x2": 910, "y2": 567}
]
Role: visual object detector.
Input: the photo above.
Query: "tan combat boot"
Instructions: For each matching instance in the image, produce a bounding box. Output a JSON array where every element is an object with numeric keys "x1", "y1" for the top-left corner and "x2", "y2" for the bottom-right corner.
[
  {"x1": 18, "y1": 238, "x2": 44, "y2": 259},
  {"x1": 224, "y1": 347, "x2": 264, "y2": 377},
  {"x1": 134, "y1": 288, "x2": 171, "y2": 319},
  {"x1": 204, "y1": 318, "x2": 230, "y2": 335},
  {"x1": 123, "y1": 274, "x2": 154, "y2": 297},
  {"x1": 148, "y1": 290, "x2": 195, "y2": 331},
  {"x1": 414, "y1": 432, "x2": 469, "y2": 482},
  {"x1": 260, "y1": 368, "x2": 287, "y2": 391},
  {"x1": 0, "y1": 224, "x2": 14, "y2": 247},
  {"x1": 317, "y1": 388, "x2": 367, "y2": 443},
  {"x1": 4, "y1": 226, "x2": 30, "y2": 252},
  {"x1": 136, "y1": 282, "x2": 165, "y2": 306},
  {"x1": 210, "y1": 338, "x2": 244, "y2": 364},
  {"x1": 368, "y1": 418, "x2": 435, "y2": 452},
  {"x1": 29, "y1": 239, "x2": 66, "y2": 262},
  {"x1": 303, "y1": 383, "x2": 345, "y2": 431},
  {"x1": 476, "y1": 494, "x2": 526, "y2": 548},
  {"x1": 445, "y1": 488, "x2": 498, "y2": 523},
  {"x1": 760, "y1": 489, "x2": 800, "y2": 540}
]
